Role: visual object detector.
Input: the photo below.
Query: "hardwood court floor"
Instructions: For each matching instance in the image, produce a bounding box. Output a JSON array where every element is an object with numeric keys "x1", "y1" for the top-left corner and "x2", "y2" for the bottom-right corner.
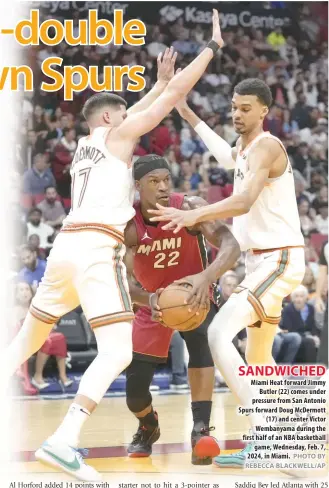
[{"x1": 6, "y1": 391, "x2": 329, "y2": 483}]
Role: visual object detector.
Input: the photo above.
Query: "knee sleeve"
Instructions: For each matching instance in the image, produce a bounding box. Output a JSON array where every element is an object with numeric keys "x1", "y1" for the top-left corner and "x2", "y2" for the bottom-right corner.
[
  {"x1": 208, "y1": 290, "x2": 257, "y2": 357},
  {"x1": 183, "y1": 307, "x2": 215, "y2": 368},
  {"x1": 95, "y1": 321, "x2": 132, "y2": 357},
  {"x1": 126, "y1": 359, "x2": 156, "y2": 413},
  {"x1": 95, "y1": 322, "x2": 133, "y2": 372},
  {"x1": 77, "y1": 322, "x2": 132, "y2": 404},
  {"x1": 126, "y1": 394, "x2": 152, "y2": 414}
]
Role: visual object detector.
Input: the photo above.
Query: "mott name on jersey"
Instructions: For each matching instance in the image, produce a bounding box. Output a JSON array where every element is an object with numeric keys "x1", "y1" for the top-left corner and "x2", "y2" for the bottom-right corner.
[
  {"x1": 64, "y1": 127, "x2": 135, "y2": 228},
  {"x1": 232, "y1": 132, "x2": 304, "y2": 251},
  {"x1": 72, "y1": 145, "x2": 106, "y2": 166}
]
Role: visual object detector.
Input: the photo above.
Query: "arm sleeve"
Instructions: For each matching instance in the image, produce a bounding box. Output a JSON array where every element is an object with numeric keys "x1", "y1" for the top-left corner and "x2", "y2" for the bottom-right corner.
[{"x1": 194, "y1": 121, "x2": 235, "y2": 170}]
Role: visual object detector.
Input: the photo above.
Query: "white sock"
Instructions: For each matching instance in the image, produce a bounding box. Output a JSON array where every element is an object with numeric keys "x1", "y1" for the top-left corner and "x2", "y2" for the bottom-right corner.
[
  {"x1": 49, "y1": 403, "x2": 90, "y2": 448},
  {"x1": 76, "y1": 322, "x2": 133, "y2": 404}
]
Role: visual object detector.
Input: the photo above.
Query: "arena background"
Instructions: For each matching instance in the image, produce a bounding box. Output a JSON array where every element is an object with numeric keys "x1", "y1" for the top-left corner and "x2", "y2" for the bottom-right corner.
[{"x1": 12, "y1": 1, "x2": 328, "y2": 398}]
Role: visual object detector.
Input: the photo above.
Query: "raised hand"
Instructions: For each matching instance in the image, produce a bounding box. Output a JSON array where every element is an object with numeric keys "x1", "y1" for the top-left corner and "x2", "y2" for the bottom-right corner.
[
  {"x1": 148, "y1": 204, "x2": 198, "y2": 234},
  {"x1": 157, "y1": 46, "x2": 178, "y2": 83},
  {"x1": 212, "y1": 9, "x2": 224, "y2": 48}
]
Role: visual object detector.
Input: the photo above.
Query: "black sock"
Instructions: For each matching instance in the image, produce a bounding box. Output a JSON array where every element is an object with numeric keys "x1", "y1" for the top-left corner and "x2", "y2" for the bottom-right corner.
[
  {"x1": 139, "y1": 407, "x2": 158, "y2": 429},
  {"x1": 191, "y1": 401, "x2": 212, "y2": 428}
]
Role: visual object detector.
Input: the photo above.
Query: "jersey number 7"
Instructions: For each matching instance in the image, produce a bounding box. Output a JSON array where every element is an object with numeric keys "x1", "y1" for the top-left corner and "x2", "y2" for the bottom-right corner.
[{"x1": 71, "y1": 168, "x2": 91, "y2": 210}]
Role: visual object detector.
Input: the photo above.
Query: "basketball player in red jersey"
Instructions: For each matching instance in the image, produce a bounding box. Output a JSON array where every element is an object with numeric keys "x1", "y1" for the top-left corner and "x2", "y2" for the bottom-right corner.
[{"x1": 123, "y1": 154, "x2": 240, "y2": 464}]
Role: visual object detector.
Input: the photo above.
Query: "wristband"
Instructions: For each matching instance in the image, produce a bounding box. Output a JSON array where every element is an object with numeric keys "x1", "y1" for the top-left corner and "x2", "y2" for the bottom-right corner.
[{"x1": 207, "y1": 40, "x2": 220, "y2": 55}]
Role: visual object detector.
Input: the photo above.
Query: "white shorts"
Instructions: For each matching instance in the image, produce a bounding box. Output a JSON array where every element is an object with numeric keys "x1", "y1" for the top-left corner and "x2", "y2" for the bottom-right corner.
[
  {"x1": 31, "y1": 224, "x2": 134, "y2": 328},
  {"x1": 234, "y1": 247, "x2": 305, "y2": 324}
]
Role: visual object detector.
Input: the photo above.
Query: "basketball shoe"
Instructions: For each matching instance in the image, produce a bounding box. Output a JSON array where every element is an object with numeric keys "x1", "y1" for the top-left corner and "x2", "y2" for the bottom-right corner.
[
  {"x1": 127, "y1": 417, "x2": 160, "y2": 457},
  {"x1": 213, "y1": 440, "x2": 310, "y2": 478},
  {"x1": 213, "y1": 441, "x2": 254, "y2": 468},
  {"x1": 35, "y1": 441, "x2": 101, "y2": 481}
]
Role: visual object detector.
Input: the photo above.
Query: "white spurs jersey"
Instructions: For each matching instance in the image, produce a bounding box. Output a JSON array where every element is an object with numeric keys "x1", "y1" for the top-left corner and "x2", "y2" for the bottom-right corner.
[
  {"x1": 63, "y1": 127, "x2": 135, "y2": 229},
  {"x1": 232, "y1": 132, "x2": 304, "y2": 252}
]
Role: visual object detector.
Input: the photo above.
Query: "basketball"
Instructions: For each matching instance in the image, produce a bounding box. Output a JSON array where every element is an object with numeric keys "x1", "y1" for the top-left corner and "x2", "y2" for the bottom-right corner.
[
  {"x1": 193, "y1": 436, "x2": 221, "y2": 459},
  {"x1": 158, "y1": 283, "x2": 210, "y2": 331}
]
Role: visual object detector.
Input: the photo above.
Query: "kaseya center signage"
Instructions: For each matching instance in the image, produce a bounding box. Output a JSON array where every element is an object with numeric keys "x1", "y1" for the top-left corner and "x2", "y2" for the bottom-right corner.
[{"x1": 36, "y1": 2, "x2": 294, "y2": 31}]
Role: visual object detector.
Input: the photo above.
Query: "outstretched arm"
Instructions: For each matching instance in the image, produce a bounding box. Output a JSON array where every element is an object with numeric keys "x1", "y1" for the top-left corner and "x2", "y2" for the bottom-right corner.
[
  {"x1": 115, "y1": 10, "x2": 224, "y2": 140},
  {"x1": 127, "y1": 47, "x2": 178, "y2": 116},
  {"x1": 176, "y1": 98, "x2": 236, "y2": 170},
  {"x1": 149, "y1": 138, "x2": 282, "y2": 232},
  {"x1": 187, "y1": 196, "x2": 240, "y2": 283},
  {"x1": 173, "y1": 196, "x2": 240, "y2": 308},
  {"x1": 196, "y1": 217, "x2": 240, "y2": 285}
]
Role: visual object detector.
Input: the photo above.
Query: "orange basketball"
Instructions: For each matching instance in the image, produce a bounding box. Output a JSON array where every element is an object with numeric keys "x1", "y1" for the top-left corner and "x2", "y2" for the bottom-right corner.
[
  {"x1": 193, "y1": 436, "x2": 221, "y2": 459},
  {"x1": 158, "y1": 283, "x2": 210, "y2": 332}
]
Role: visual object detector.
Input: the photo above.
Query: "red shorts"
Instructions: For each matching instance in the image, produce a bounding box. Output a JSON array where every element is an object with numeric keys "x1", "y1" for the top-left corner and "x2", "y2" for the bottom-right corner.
[
  {"x1": 40, "y1": 332, "x2": 67, "y2": 358},
  {"x1": 132, "y1": 306, "x2": 174, "y2": 363}
]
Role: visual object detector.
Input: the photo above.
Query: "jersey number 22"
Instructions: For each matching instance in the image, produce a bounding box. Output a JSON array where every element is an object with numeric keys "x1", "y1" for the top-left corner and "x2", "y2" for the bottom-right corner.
[{"x1": 154, "y1": 251, "x2": 180, "y2": 268}]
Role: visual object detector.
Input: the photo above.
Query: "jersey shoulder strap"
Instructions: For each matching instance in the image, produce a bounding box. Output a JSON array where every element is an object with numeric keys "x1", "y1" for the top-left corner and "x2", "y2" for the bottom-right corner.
[
  {"x1": 169, "y1": 192, "x2": 185, "y2": 209},
  {"x1": 133, "y1": 201, "x2": 147, "y2": 243}
]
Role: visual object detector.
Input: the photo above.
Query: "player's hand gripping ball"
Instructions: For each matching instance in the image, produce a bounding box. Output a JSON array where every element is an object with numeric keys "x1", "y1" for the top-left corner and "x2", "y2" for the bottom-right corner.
[{"x1": 157, "y1": 282, "x2": 210, "y2": 331}]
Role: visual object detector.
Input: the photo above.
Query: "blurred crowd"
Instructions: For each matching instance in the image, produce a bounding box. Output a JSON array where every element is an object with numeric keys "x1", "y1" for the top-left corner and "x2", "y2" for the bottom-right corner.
[{"x1": 11, "y1": 3, "x2": 328, "y2": 392}]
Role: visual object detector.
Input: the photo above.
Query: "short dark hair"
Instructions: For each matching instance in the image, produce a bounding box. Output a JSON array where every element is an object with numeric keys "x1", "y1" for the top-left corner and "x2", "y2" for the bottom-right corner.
[
  {"x1": 44, "y1": 185, "x2": 57, "y2": 193},
  {"x1": 234, "y1": 78, "x2": 273, "y2": 108},
  {"x1": 82, "y1": 93, "x2": 127, "y2": 120},
  {"x1": 28, "y1": 207, "x2": 42, "y2": 217}
]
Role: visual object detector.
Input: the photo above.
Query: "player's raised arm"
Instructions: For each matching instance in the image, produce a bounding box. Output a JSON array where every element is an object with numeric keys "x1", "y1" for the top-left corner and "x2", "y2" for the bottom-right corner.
[
  {"x1": 126, "y1": 47, "x2": 178, "y2": 116},
  {"x1": 175, "y1": 98, "x2": 236, "y2": 170},
  {"x1": 149, "y1": 138, "x2": 282, "y2": 232},
  {"x1": 116, "y1": 10, "x2": 224, "y2": 139},
  {"x1": 194, "y1": 208, "x2": 240, "y2": 286},
  {"x1": 173, "y1": 196, "x2": 240, "y2": 308}
]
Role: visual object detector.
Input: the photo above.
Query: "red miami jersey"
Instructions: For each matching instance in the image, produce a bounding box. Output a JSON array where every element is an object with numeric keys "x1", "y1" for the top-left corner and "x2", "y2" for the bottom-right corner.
[
  {"x1": 131, "y1": 193, "x2": 219, "y2": 362},
  {"x1": 133, "y1": 193, "x2": 208, "y2": 291}
]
